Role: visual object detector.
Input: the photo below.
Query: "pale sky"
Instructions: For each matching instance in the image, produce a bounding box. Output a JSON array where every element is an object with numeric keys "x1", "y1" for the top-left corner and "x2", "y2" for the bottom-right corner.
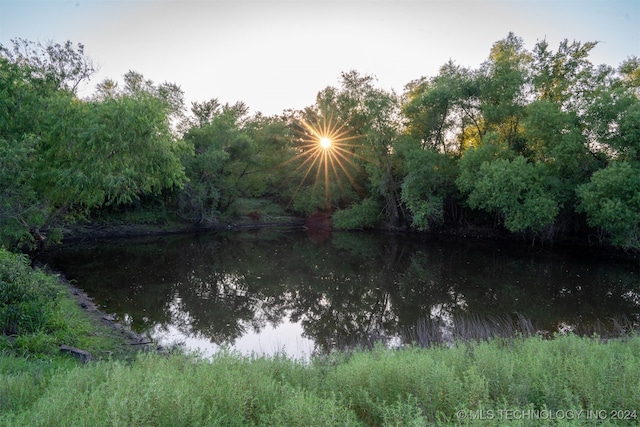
[{"x1": 1, "y1": 0, "x2": 639, "y2": 116}]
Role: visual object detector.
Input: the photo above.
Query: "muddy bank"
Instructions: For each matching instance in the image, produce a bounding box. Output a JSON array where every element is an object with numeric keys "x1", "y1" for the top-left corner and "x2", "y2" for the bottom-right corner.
[
  {"x1": 60, "y1": 216, "x2": 307, "y2": 243},
  {"x1": 33, "y1": 261, "x2": 161, "y2": 357},
  {"x1": 65, "y1": 279, "x2": 157, "y2": 350}
]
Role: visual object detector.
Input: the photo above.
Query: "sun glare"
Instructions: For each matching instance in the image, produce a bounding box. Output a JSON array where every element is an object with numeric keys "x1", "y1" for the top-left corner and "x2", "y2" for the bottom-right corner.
[{"x1": 285, "y1": 112, "x2": 364, "y2": 209}]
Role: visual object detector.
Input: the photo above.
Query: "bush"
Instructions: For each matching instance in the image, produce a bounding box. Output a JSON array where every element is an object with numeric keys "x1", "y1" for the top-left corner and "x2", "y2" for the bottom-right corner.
[
  {"x1": 0, "y1": 249, "x2": 62, "y2": 337},
  {"x1": 0, "y1": 248, "x2": 129, "y2": 359},
  {"x1": 332, "y1": 198, "x2": 383, "y2": 230},
  {"x1": 577, "y1": 161, "x2": 640, "y2": 249}
]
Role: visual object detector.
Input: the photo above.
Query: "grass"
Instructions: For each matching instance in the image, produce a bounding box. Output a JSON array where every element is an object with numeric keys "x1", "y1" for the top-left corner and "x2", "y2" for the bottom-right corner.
[
  {"x1": 1, "y1": 247, "x2": 639, "y2": 426},
  {"x1": 1, "y1": 336, "x2": 639, "y2": 426},
  {"x1": 0, "y1": 248, "x2": 141, "y2": 361}
]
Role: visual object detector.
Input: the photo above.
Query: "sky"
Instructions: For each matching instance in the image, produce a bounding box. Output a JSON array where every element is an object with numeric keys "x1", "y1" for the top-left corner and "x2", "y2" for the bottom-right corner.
[{"x1": 1, "y1": 0, "x2": 639, "y2": 116}]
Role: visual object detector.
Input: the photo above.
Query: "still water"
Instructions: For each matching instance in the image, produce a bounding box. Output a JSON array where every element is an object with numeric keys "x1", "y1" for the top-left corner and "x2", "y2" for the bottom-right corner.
[{"x1": 41, "y1": 229, "x2": 639, "y2": 359}]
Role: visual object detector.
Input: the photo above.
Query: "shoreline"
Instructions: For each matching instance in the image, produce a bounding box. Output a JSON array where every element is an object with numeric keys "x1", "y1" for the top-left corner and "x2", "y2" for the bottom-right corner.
[
  {"x1": 34, "y1": 261, "x2": 161, "y2": 357},
  {"x1": 54, "y1": 219, "x2": 638, "y2": 263}
]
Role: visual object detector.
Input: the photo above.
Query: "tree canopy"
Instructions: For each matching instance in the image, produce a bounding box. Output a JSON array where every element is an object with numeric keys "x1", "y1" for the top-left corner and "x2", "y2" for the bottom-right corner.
[{"x1": 1, "y1": 33, "x2": 638, "y2": 251}]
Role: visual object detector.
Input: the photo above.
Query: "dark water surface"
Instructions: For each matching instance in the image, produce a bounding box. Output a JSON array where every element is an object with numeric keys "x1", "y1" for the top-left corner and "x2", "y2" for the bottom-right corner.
[{"x1": 40, "y1": 229, "x2": 639, "y2": 359}]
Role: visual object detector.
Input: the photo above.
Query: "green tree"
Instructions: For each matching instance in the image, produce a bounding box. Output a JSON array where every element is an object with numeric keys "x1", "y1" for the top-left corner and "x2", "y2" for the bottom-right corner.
[
  {"x1": 403, "y1": 61, "x2": 482, "y2": 154},
  {"x1": 521, "y1": 100, "x2": 599, "y2": 208},
  {"x1": 584, "y1": 84, "x2": 640, "y2": 162},
  {"x1": 0, "y1": 40, "x2": 96, "y2": 247},
  {"x1": 577, "y1": 161, "x2": 640, "y2": 249},
  {"x1": 311, "y1": 71, "x2": 406, "y2": 228},
  {"x1": 0, "y1": 135, "x2": 48, "y2": 248},
  {"x1": 460, "y1": 155, "x2": 559, "y2": 233},
  {"x1": 531, "y1": 38, "x2": 599, "y2": 106},
  {"x1": 282, "y1": 104, "x2": 362, "y2": 216},
  {"x1": 39, "y1": 92, "x2": 189, "y2": 210},
  {"x1": 0, "y1": 38, "x2": 95, "y2": 93},
  {"x1": 178, "y1": 101, "x2": 291, "y2": 223},
  {"x1": 1, "y1": 40, "x2": 189, "y2": 248},
  {"x1": 399, "y1": 144, "x2": 458, "y2": 231},
  {"x1": 478, "y1": 32, "x2": 530, "y2": 151}
]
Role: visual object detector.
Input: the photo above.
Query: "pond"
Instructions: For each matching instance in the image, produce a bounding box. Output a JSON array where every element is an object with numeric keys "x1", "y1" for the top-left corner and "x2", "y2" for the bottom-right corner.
[{"x1": 40, "y1": 229, "x2": 639, "y2": 359}]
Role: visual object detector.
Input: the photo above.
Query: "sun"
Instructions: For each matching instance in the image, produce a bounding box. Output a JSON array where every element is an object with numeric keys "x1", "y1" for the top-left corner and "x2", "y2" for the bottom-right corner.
[{"x1": 284, "y1": 112, "x2": 364, "y2": 209}]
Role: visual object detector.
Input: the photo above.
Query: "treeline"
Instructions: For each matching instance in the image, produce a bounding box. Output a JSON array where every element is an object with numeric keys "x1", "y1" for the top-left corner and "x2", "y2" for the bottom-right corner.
[{"x1": 1, "y1": 34, "x2": 638, "y2": 251}]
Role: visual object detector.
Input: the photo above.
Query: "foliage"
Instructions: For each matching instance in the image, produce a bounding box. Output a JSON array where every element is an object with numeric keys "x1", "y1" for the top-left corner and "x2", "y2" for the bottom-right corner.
[
  {"x1": 0, "y1": 249, "x2": 61, "y2": 337},
  {"x1": 403, "y1": 60, "x2": 482, "y2": 153},
  {"x1": 41, "y1": 93, "x2": 189, "y2": 209},
  {"x1": 2, "y1": 335, "x2": 639, "y2": 426},
  {"x1": 0, "y1": 38, "x2": 95, "y2": 93},
  {"x1": 577, "y1": 161, "x2": 640, "y2": 249},
  {"x1": 0, "y1": 135, "x2": 49, "y2": 248},
  {"x1": 0, "y1": 41, "x2": 188, "y2": 249},
  {"x1": 458, "y1": 154, "x2": 559, "y2": 233},
  {"x1": 402, "y1": 33, "x2": 638, "y2": 246},
  {"x1": 286, "y1": 71, "x2": 406, "y2": 225},
  {"x1": 332, "y1": 198, "x2": 384, "y2": 230},
  {"x1": 1, "y1": 34, "x2": 639, "y2": 249},
  {"x1": 400, "y1": 145, "x2": 458, "y2": 230},
  {"x1": 178, "y1": 102, "x2": 292, "y2": 223}
]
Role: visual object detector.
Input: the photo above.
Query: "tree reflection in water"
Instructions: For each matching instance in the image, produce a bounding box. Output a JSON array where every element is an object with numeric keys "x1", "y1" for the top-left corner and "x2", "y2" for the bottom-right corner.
[{"x1": 41, "y1": 230, "x2": 640, "y2": 358}]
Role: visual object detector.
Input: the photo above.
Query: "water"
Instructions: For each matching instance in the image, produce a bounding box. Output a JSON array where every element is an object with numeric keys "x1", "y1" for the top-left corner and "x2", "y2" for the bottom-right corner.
[{"x1": 40, "y1": 229, "x2": 639, "y2": 359}]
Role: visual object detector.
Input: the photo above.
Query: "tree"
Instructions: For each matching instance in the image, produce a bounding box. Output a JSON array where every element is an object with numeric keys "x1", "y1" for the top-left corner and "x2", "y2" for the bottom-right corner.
[
  {"x1": 95, "y1": 71, "x2": 187, "y2": 134},
  {"x1": 584, "y1": 85, "x2": 640, "y2": 162},
  {"x1": 459, "y1": 154, "x2": 559, "y2": 233},
  {"x1": 0, "y1": 135, "x2": 49, "y2": 248},
  {"x1": 39, "y1": 93, "x2": 189, "y2": 210},
  {"x1": 478, "y1": 33, "x2": 530, "y2": 150},
  {"x1": 619, "y1": 56, "x2": 640, "y2": 95},
  {"x1": 521, "y1": 99, "x2": 599, "y2": 208},
  {"x1": 531, "y1": 38, "x2": 598, "y2": 106},
  {"x1": 1, "y1": 42, "x2": 188, "y2": 247},
  {"x1": 178, "y1": 101, "x2": 291, "y2": 223},
  {"x1": 403, "y1": 61, "x2": 481, "y2": 153},
  {"x1": 0, "y1": 41, "x2": 97, "y2": 247},
  {"x1": 0, "y1": 38, "x2": 95, "y2": 93},
  {"x1": 323, "y1": 71, "x2": 407, "y2": 228},
  {"x1": 282, "y1": 104, "x2": 363, "y2": 216},
  {"x1": 577, "y1": 161, "x2": 640, "y2": 249},
  {"x1": 399, "y1": 144, "x2": 458, "y2": 230}
]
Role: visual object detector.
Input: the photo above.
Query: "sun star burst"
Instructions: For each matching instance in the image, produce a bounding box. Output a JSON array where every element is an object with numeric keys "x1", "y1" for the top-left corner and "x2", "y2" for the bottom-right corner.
[{"x1": 287, "y1": 112, "x2": 364, "y2": 209}]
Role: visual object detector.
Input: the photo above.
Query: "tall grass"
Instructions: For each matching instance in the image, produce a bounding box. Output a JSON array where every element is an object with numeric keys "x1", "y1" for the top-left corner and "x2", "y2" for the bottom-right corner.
[
  {"x1": 0, "y1": 249, "x2": 62, "y2": 338},
  {"x1": 2, "y1": 335, "x2": 639, "y2": 426},
  {"x1": 0, "y1": 248, "x2": 140, "y2": 360}
]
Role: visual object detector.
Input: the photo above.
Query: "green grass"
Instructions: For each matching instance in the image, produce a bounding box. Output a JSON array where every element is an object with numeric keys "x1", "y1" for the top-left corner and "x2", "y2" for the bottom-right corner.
[
  {"x1": 1, "y1": 247, "x2": 639, "y2": 426},
  {"x1": 0, "y1": 248, "x2": 140, "y2": 361},
  {"x1": 1, "y1": 336, "x2": 639, "y2": 426}
]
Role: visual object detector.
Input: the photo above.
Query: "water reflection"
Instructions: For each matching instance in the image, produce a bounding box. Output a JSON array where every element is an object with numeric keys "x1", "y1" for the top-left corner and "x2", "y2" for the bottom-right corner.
[{"x1": 41, "y1": 230, "x2": 640, "y2": 358}]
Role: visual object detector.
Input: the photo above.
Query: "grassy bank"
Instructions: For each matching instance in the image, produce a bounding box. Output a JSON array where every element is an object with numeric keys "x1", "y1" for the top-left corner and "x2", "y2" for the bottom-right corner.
[
  {"x1": 0, "y1": 248, "x2": 144, "y2": 360},
  {"x1": 1, "y1": 248, "x2": 639, "y2": 426},
  {"x1": 0, "y1": 247, "x2": 146, "y2": 422},
  {"x1": 1, "y1": 335, "x2": 639, "y2": 426}
]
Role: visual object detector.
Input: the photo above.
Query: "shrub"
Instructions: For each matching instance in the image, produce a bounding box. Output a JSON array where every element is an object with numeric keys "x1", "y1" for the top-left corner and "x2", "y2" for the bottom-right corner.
[
  {"x1": 332, "y1": 198, "x2": 383, "y2": 230},
  {"x1": 0, "y1": 249, "x2": 62, "y2": 337}
]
